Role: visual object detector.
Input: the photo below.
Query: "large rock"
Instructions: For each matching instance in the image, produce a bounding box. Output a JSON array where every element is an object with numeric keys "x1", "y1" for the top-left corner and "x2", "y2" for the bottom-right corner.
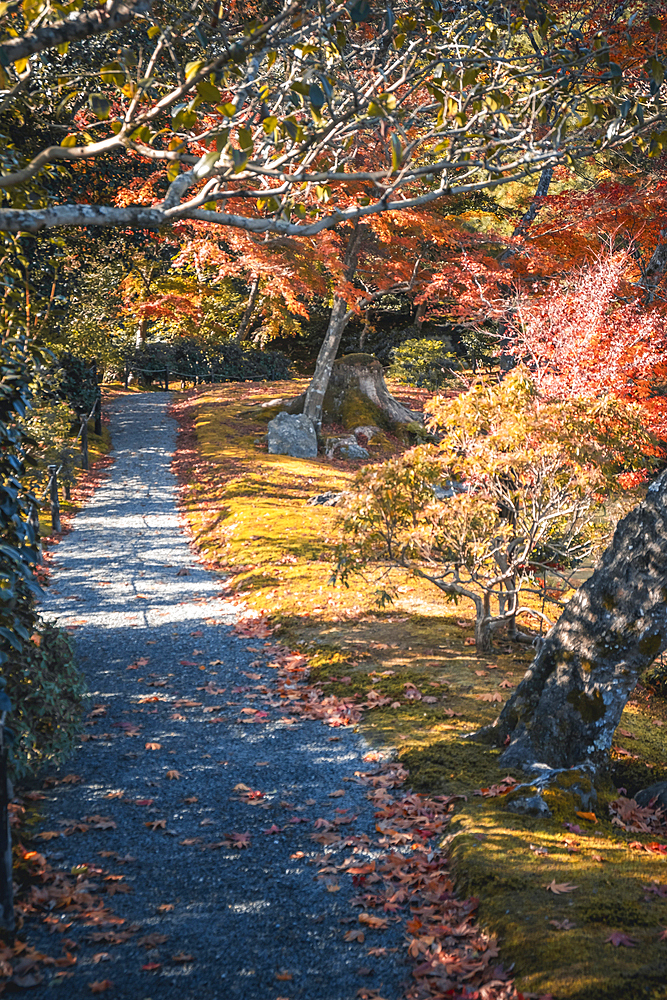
[
  {"x1": 634, "y1": 780, "x2": 667, "y2": 810},
  {"x1": 267, "y1": 411, "x2": 318, "y2": 458}
]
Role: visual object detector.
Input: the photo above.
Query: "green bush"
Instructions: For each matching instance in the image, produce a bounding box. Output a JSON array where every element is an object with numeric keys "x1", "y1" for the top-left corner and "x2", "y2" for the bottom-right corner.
[
  {"x1": 388, "y1": 338, "x2": 459, "y2": 390},
  {"x1": 5, "y1": 618, "x2": 85, "y2": 781},
  {"x1": 643, "y1": 657, "x2": 667, "y2": 698},
  {"x1": 132, "y1": 338, "x2": 292, "y2": 384}
]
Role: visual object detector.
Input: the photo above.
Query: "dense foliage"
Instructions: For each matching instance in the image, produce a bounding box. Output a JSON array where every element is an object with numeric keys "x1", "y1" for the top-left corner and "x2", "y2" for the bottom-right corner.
[
  {"x1": 132, "y1": 337, "x2": 291, "y2": 383},
  {"x1": 388, "y1": 338, "x2": 460, "y2": 390},
  {"x1": 4, "y1": 620, "x2": 84, "y2": 781},
  {"x1": 335, "y1": 371, "x2": 658, "y2": 652}
]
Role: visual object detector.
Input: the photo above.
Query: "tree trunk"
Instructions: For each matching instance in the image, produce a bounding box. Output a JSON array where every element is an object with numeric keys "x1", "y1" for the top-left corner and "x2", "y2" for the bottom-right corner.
[
  {"x1": 303, "y1": 224, "x2": 363, "y2": 429},
  {"x1": 136, "y1": 316, "x2": 147, "y2": 349},
  {"x1": 235, "y1": 274, "x2": 260, "y2": 343},
  {"x1": 478, "y1": 469, "x2": 667, "y2": 772},
  {"x1": 324, "y1": 354, "x2": 420, "y2": 427},
  {"x1": 303, "y1": 295, "x2": 349, "y2": 428}
]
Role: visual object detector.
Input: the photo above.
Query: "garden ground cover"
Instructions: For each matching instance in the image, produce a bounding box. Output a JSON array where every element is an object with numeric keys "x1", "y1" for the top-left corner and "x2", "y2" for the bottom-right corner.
[{"x1": 174, "y1": 379, "x2": 667, "y2": 1000}]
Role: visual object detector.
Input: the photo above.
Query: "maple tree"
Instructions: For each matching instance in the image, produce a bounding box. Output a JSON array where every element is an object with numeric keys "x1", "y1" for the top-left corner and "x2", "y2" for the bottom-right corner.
[{"x1": 335, "y1": 370, "x2": 655, "y2": 652}]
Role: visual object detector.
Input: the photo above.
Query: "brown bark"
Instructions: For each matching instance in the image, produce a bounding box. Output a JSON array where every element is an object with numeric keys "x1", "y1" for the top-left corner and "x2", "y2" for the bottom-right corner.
[
  {"x1": 479, "y1": 469, "x2": 667, "y2": 771},
  {"x1": 0, "y1": 0, "x2": 153, "y2": 65},
  {"x1": 303, "y1": 225, "x2": 363, "y2": 428},
  {"x1": 235, "y1": 274, "x2": 260, "y2": 343}
]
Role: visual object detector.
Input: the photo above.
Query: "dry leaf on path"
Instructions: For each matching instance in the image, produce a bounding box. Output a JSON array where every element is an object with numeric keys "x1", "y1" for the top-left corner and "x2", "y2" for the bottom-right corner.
[
  {"x1": 166, "y1": 770, "x2": 181, "y2": 780},
  {"x1": 344, "y1": 929, "x2": 365, "y2": 943},
  {"x1": 275, "y1": 971, "x2": 293, "y2": 981},
  {"x1": 89, "y1": 981, "x2": 113, "y2": 993},
  {"x1": 145, "y1": 742, "x2": 161, "y2": 751},
  {"x1": 328, "y1": 790, "x2": 345, "y2": 798}
]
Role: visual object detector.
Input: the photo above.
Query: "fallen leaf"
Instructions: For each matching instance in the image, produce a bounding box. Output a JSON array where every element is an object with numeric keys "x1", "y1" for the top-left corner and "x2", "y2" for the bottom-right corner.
[
  {"x1": 549, "y1": 919, "x2": 577, "y2": 930},
  {"x1": 171, "y1": 953, "x2": 193, "y2": 963},
  {"x1": 275, "y1": 971, "x2": 293, "y2": 981},
  {"x1": 145, "y1": 743, "x2": 162, "y2": 751},
  {"x1": 35, "y1": 830, "x2": 61, "y2": 841},
  {"x1": 157, "y1": 904, "x2": 174, "y2": 913},
  {"x1": 89, "y1": 981, "x2": 114, "y2": 993},
  {"x1": 138, "y1": 934, "x2": 169, "y2": 948},
  {"x1": 606, "y1": 931, "x2": 637, "y2": 947},
  {"x1": 575, "y1": 811, "x2": 597, "y2": 823},
  {"x1": 166, "y1": 770, "x2": 181, "y2": 780},
  {"x1": 329, "y1": 790, "x2": 345, "y2": 798},
  {"x1": 545, "y1": 880, "x2": 578, "y2": 894},
  {"x1": 344, "y1": 929, "x2": 365, "y2": 943},
  {"x1": 145, "y1": 819, "x2": 166, "y2": 831},
  {"x1": 141, "y1": 963, "x2": 162, "y2": 971}
]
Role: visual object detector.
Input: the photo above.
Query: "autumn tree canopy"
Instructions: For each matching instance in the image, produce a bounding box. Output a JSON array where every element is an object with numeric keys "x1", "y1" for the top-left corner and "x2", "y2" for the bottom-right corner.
[{"x1": 1, "y1": 0, "x2": 666, "y2": 238}]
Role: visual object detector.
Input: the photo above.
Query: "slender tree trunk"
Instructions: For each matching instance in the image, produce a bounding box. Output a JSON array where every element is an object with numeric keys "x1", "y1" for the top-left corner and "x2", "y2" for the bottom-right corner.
[
  {"x1": 136, "y1": 316, "x2": 147, "y2": 349},
  {"x1": 478, "y1": 469, "x2": 667, "y2": 771},
  {"x1": 303, "y1": 296, "x2": 351, "y2": 427},
  {"x1": 475, "y1": 594, "x2": 493, "y2": 653},
  {"x1": 303, "y1": 224, "x2": 362, "y2": 428},
  {"x1": 235, "y1": 274, "x2": 260, "y2": 343}
]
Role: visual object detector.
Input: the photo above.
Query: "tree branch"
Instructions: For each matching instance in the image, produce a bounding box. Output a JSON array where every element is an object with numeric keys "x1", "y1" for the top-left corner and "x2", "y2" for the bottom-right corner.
[{"x1": 0, "y1": 0, "x2": 153, "y2": 66}]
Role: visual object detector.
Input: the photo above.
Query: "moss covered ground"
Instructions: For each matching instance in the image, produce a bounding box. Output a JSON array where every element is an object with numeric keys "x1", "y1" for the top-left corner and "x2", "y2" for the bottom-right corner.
[{"x1": 174, "y1": 379, "x2": 667, "y2": 1000}]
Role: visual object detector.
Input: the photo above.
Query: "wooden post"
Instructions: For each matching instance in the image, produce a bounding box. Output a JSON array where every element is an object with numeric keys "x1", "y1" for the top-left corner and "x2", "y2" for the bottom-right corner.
[
  {"x1": 94, "y1": 392, "x2": 102, "y2": 436},
  {"x1": 0, "y1": 723, "x2": 13, "y2": 935},
  {"x1": 80, "y1": 417, "x2": 89, "y2": 471},
  {"x1": 48, "y1": 465, "x2": 61, "y2": 533}
]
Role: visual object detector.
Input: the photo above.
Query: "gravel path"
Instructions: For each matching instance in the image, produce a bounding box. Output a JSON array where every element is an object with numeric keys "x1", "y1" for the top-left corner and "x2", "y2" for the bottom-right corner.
[{"x1": 31, "y1": 393, "x2": 408, "y2": 1000}]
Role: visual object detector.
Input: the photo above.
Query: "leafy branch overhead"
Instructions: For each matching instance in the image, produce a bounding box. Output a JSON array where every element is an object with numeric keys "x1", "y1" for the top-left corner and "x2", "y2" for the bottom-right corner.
[{"x1": 1, "y1": 2, "x2": 667, "y2": 232}]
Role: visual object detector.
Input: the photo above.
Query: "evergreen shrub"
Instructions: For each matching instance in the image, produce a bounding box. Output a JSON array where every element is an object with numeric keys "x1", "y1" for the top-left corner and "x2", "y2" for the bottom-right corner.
[
  {"x1": 5, "y1": 619, "x2": 85, "y2": 781},
  {"x1": 388, "y1": 338, "x2": 460, "y2": 390}
]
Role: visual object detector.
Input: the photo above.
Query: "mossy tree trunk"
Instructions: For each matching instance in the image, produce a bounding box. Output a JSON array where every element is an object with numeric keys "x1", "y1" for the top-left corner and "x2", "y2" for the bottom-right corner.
[
  {"x1": 479, "y1": 469, "x2": 667, "y2": 771},
  {"x1": 303, "y1": 295, "x2": 349, "y2": 428}
]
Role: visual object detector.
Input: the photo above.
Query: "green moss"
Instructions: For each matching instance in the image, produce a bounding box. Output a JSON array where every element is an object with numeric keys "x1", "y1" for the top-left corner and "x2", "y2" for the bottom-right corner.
[
  {"x1": 323, "y1": 385, "x2": 391, "y2": 432},
  {"x1": 567, "y1": 687, "x2": 605, "y2": 723},
  {"x1": 639, "y1": 633, "x2": 663, "y2": 658},
  {"x1": 602, "y1": 592, "x2": 616, "y2": 612}
]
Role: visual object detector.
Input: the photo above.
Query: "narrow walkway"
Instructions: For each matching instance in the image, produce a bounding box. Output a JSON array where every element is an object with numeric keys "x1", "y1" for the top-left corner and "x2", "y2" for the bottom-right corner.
[{"x1": 31, "y1": 394, "x2": 407, "y2": 1000}]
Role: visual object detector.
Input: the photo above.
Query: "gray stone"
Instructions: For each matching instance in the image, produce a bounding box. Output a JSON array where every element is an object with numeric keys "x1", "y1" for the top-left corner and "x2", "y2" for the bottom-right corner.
[
  {"x1": 505, "y1": 794, "x2": 552, "y2": 818},
  {"x1": 353, "y1": 425, "x2": 381, "y2": 442},
  {"x1": 340, "y1": 440, "x2": 369, "y2": 460},
  {"x1": 267, "y1": 411, "x2": 318, "y2": 458},
  {"x1": 306, "y1": 491, "x2": 346, "y2": 507},
  {"x1": 634, "y1": 780, "x2": 667, "y2": 810}
]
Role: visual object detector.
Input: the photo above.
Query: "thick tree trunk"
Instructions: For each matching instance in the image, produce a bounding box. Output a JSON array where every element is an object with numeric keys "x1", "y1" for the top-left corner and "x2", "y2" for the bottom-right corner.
[
  {"x1": 324, "y1": 354, "x2": 420, "y2": 427},
  {"x1": 235, "y1": 274, "x2": 260, "y2": 343},
  {"x1": 478, "y1": 469, "x2": 667, "y2": 771}
]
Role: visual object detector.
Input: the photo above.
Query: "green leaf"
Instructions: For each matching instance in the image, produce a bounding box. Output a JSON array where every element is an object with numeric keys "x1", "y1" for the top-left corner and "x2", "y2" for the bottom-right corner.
[
  {"x1": 221, "y1": 102, "x2": 236, "y2": 118},
  {"x1": 197, "y1": 79, "x2": 221, "y2": 103},
  {"x1": 185, "y1": 60, "x2": 205, "y2": 81},
  {"x1": 238, "y1": 127, "x2": 253, "y2": 152},
  {"x1": 649, "y1": 15, "x2": 661, "y2": 33},
  {"x1": 262, "y1": 115, "x2": 278, "y2": 134},
  {"x1": 231, "y1": 147, "x2": 249, "y2": 172},
  {"x1": 347, "y1": 0, "x2": 372, "y2": 22},
  {"x1": 101, "y1": 62, "x2": 125, "y2": 87},
  {"x1": 309, "y1": 83, "x2": 325, "y2": 109},
  {"x1": 390, "y1": 133, "x2": 402, "y2": 171},
  {"x1": 88, "y1": 94, "x2": 110, "y2": 121}
]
